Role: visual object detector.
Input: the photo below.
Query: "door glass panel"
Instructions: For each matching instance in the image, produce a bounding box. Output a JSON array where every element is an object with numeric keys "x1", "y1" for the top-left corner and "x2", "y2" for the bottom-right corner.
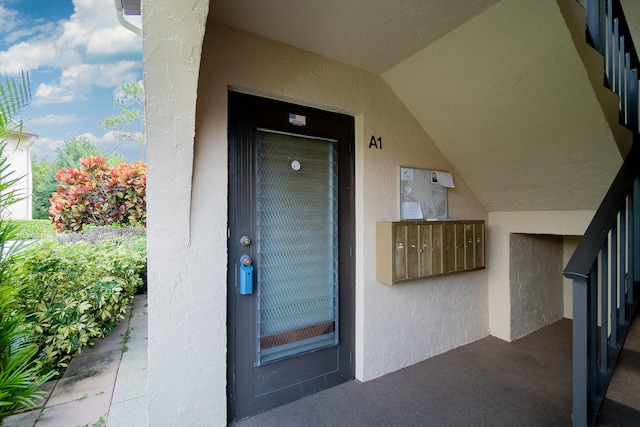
[{"x1": 256, "y1": 129, "x2": 339, "y2": 365}]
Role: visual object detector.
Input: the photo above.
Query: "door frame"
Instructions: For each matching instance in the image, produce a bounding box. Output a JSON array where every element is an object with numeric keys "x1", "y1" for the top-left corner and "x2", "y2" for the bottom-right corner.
[{"x1": 227, "y1": 91, "x2": 356, "y2": 421}]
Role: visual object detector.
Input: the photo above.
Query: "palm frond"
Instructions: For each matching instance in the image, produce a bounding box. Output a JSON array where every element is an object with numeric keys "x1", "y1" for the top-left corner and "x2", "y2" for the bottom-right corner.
[{"x1": 0, "y1": 72, "x2": 32, "y2": 129}]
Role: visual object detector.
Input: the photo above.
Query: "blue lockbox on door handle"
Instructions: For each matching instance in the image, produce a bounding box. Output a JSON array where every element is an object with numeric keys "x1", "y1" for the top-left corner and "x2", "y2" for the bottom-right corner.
[{"x1": 240, "y1": 255, "x2": 254, "y2": 295}]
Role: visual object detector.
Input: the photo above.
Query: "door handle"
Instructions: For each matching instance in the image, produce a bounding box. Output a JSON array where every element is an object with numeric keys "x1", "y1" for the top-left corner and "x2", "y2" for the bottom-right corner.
[{"x1": 239, "y1": 255, "x2": 254, "y2": 295}]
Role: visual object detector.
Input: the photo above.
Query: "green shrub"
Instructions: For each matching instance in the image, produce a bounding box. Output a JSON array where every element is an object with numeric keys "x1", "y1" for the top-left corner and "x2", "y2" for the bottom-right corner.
[
  {"x1": 7, "y1": 232, "x2": 147, "y2": 373},
  {"x1": 8, "y1": 220, "x2": 56, "y2": 240},
  {"x1": 0, "y1": 283, "x2": 55, "y2": 419}
]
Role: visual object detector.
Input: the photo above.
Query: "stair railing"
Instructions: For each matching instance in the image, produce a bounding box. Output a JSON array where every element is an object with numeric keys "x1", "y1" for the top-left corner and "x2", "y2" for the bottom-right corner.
[
  {"x1": 578, "y1": 0, "x2": 639, "y2": 134},
  {"x1": 564, "y1": 1, "x2": 640, "y2": 426},
  {"x1": 563, "y1": 140, "x2": 640, "y2": 426}
]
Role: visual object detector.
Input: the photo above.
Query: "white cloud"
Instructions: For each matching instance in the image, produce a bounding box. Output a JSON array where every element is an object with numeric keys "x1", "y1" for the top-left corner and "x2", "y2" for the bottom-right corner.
[
  {"x1": 86, "y1": 26, "x2": 141, "y2": 58},
  {"x1": 0, "y1": 40, "x2": 60, "y2": 75},
  {"x1": 32, "y1": 131, "x2": 143, "y2": 162},
  {"x1": 34, "y1": 82, "x2": 77, "y2": 105},
  {"x1": 0, "y1": 0, "x2": 141, "y2": 104},
  {"x1": 100, "y1": 131, "x2": 118, "y2": 142},
  {"x1": 33, "y1": 60, "x2": 140, "y2": 105},
  {"x1": 0, "y1": 6, "x2": 19, "y2": 35},
  {"x1": 79, "y1": 130, "x2": 142, "y2": 157},
  {"x1": 59, "y1": 0, "x2": 140, "y2": 60},
  {"x1": 31, "y1": 137, "x2": 65, "y2": 161},
  {"x1": 4, "y1": 22, "x2": 57, "y2": 45},
  {"x1": 94, "y1": 61, "x2": 140, "y2": 87},
  {"x1": 83, "y1": 130, "x2": 143, "y2": 149},
  {"x1": 30, "y1": 114, "x2": 81, "y2": 126}
]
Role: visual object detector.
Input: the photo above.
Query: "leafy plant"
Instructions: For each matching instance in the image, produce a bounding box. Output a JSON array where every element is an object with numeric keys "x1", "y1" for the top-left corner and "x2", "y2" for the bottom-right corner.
[
  {"x1": 0, "y1": 282, "x2": 55, "y2": 419},
  {"x1": 7, "y1": 233, "x2": 146, "y2": 373},
  {"x1": 32, "y1": 137, "x2": 126, "y2": 220},
  {"x1": 0, "y1": 72, "x2": 31, "y2": 129},
  {"x1": 0, "y1": 72, "x2": 55, "y2": 421},
  {"x1": 49, "y1": 156, "x2": 146, "y2": 232},
  {"x1": 100, "y1": 80, "x2": 145, "y2": 161},
  {"x1": 8, "y1": 220, "x2": 55, "y2": 240}
]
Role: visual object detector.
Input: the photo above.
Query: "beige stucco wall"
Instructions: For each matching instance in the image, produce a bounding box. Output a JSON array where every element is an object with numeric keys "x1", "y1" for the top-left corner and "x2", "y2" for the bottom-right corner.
[
  {"x1": 145, "y1": 14, "x2": 490, "y2": 422},
  {"x1": 143, "y1": 0, "x2": 214, "y2": 425},
  {"x1": 142, "y1": 0, "x2": 613, "y2": 423},
  {"x1": 199, "y1": 20, "x2": 490, "y2": 380},
  {"x1": 487, "y1": 211, "x2": 593, "y2": 341}
]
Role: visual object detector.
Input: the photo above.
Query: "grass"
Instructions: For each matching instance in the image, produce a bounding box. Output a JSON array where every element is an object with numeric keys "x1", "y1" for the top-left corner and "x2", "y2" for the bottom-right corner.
[
  {"x1": 77, "y1": 415, "x2": 106, "y2": 427},
  {"x1": 121, "y1": 329, "x2": 131, "y2": 353}
]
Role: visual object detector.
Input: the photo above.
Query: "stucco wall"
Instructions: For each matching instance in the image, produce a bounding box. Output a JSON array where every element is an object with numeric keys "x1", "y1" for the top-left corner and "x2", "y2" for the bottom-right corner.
[
  {"x1": 143, "y1": 0, "x2": 214, "y2": 425},
  {"x1": 4, "y1": 135, "x2": 33, "y2": 220},
  {"x1": 509, "y1": 234, "x2": 564, "y2": 340},
  {"x1": 143, "y1": 1, "x2": 603, "y2": 423},
  {"x1": 195, "y1": 19, "x2": 489, "y2": 385},
  {"x1": 487, "y1": 211, "x2": 593, "y2": 341}
]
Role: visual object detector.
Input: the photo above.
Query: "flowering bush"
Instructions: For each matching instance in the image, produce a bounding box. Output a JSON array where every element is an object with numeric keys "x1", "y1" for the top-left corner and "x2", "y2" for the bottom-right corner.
[{"x1": 49, "y1": 157, "x2": 146, "y2": 232}]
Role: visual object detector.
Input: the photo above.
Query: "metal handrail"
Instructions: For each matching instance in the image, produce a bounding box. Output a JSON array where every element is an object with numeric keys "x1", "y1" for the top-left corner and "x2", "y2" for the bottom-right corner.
[
  {"x1": 564, "y1": 1, "x2": 640, "y2": 425},
  {"x1": 563, "y1": 139, "x2": 640, "y2": 280}
]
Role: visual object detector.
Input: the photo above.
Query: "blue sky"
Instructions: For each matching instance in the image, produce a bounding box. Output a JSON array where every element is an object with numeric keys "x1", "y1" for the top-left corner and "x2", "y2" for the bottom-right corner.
[{"x1": 0, "y1": 0, "x2": 143, "y2": 162}]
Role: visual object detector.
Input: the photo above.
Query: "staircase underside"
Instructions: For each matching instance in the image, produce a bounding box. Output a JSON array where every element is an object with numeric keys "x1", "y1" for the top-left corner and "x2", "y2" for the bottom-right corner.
[{"x1": 382, "y1": 0, "x2": 626, "y2": 212}]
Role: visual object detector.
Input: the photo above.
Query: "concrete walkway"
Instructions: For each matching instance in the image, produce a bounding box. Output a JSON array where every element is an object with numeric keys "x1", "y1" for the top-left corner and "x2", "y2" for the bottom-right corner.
[{"x1": 2, "y1": 294, "x2": 148, "y2": 427}]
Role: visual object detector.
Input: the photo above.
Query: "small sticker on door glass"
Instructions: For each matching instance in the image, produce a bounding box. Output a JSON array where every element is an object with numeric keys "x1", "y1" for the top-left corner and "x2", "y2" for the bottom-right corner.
[
  {"x1": 289, "y1": 113, "x2": 306, "y2": 126},
  {"x1": 291, "y1": 160, "x2": 301, "y2": 171}
]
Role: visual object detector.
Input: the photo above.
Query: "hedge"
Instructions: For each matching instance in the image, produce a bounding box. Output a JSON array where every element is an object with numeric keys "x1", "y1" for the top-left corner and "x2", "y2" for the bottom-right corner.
[{"x1": 6, "y1": 231, "x2": 146, "y2": 373}]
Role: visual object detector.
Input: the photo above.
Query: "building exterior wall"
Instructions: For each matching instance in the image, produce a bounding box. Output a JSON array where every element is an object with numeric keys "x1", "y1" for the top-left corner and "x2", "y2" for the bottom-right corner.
[
  {"x1": 144, "y1": 2, "x2": 611, "y2": 423},
  {"x1": 145, "y1": 6, "x2": 491, "y2": 422},
  {"x1": 199, "y1": 19, "x2": 490, "y2": 380},
  {"x1": 143, "y1": 0, "x2": 215, "y2": 425},
  {"x1": 4, "y1": 134, "x2": 33, "y2": 220}
]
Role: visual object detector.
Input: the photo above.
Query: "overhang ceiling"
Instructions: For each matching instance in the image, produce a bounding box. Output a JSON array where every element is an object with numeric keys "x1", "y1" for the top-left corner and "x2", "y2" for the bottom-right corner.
[
  {"x1": 144, "y1": 0, "x2": 631, "y2": 212},
  {"x1": 211, "y1": 0, "x2": 501, "y2": 74}
]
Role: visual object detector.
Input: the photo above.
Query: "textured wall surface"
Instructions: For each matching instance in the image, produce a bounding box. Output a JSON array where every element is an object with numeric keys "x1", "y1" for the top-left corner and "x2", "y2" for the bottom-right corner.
[
  {"x1": 383, "y1": 0, "x2": 622, "y2": 212},
  {"x1": 142, "y1": 0, "x2": 219, "y2": 425},
  {"x1": 509, "y1": 234, "x2": 564, "y2": 340},
  {"x1": 487, "y1": 211, "x2": 594, "y2": 340},
  {"x1": 195, "y1": 20, "x2": 490, "y2": 389},
  {"x1": 143, "y1": 0, "x2": 633, "y2": 424},
  {"x1": 210, "y1": 0, "x2": 499, "y2": 74}
]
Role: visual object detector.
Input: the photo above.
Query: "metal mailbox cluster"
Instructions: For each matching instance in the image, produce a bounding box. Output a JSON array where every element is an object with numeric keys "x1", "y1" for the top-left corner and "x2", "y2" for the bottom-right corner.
[{"x1": 376, "y1": 220, "x2": 485, "y2": 285}]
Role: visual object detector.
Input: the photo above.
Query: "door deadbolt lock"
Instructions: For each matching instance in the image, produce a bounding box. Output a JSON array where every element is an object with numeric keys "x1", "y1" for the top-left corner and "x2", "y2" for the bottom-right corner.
[{"x1": 240, "y1": 236, "x2": 251, "y2": 246}]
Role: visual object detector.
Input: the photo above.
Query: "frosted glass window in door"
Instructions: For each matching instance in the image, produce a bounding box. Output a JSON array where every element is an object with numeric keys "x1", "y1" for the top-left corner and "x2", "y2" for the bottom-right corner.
[{"x1": 255, "y1": 129, "x2": 339, "y2": 364}]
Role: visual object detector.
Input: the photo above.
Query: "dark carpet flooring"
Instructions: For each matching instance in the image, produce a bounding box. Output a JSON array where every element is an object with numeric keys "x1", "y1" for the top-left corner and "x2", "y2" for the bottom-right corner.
[{"x1": 232, "y1": 315, "x2": 640, "y2": 427}]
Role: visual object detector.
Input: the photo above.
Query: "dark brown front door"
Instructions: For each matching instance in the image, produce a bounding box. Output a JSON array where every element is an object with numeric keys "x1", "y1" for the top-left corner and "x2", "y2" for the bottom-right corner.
[{"x1": 227, "y1": 92, "x2": 355, "y2": 421}]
